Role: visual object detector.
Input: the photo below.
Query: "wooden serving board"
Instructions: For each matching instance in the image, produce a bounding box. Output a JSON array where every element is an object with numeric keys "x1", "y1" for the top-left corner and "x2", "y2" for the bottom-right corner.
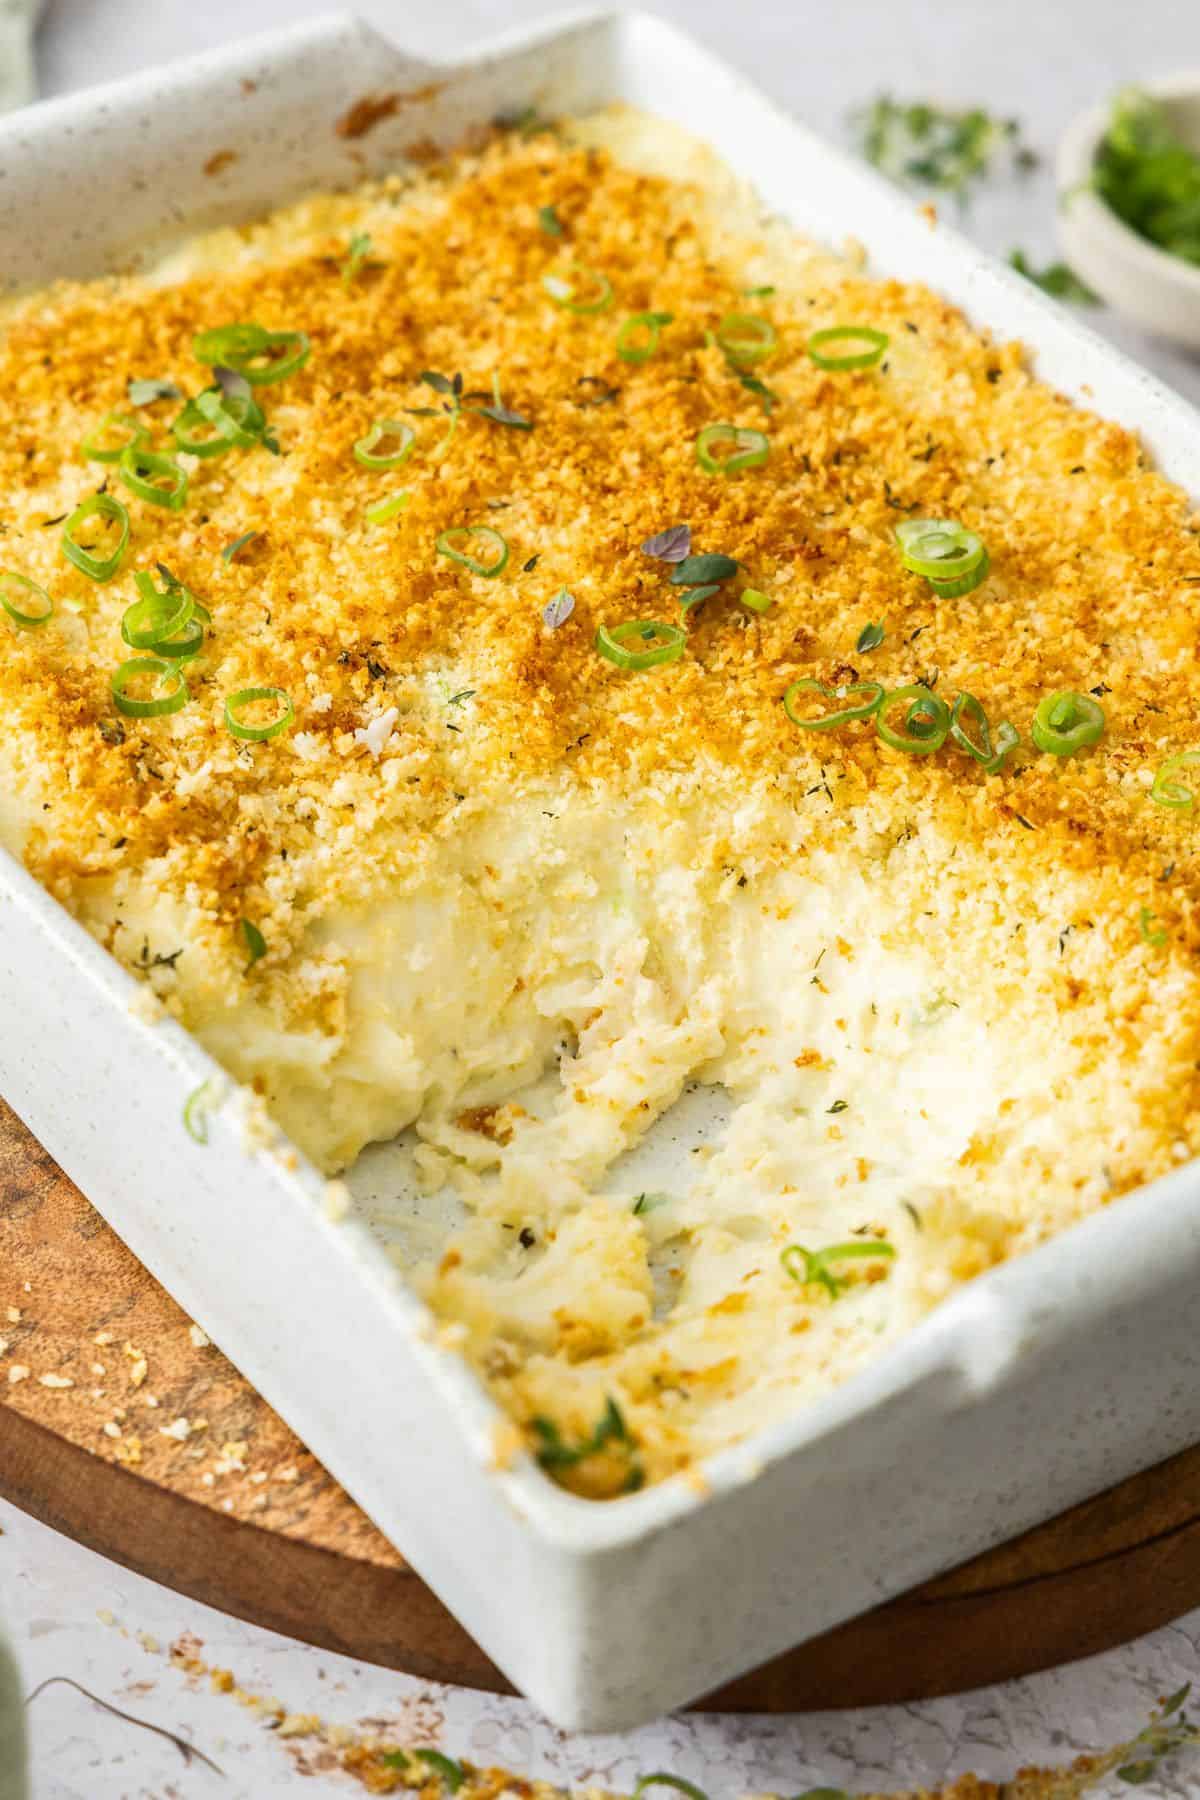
[{"x1": 4, "y1": 1088, "x2": 1200, "y2": 1712}]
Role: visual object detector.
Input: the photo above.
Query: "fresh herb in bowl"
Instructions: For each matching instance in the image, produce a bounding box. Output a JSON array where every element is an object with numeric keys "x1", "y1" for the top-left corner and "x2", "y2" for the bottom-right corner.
[{"x1": 1091, "y1": 87, "x2": 1200, "y2": 266}]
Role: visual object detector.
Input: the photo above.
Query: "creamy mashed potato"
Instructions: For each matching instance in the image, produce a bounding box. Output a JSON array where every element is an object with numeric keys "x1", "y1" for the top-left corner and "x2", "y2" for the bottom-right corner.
[{"x1": 2, "y1": 108, "x2": 1200, "y2": 1492}]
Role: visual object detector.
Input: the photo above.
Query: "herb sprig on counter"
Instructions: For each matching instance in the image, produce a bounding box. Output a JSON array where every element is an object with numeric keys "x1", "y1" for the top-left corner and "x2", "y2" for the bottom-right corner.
[{"x1": 854, "y1": 96, "x2": 1037, "y2": 202}]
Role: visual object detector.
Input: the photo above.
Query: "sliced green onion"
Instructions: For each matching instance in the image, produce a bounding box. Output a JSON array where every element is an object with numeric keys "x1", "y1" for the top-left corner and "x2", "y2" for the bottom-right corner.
[
  {"x1": 1140, "y1": 906, "x2": 1167, "y2": 948},
  {"x1": 435, "y1": 525, "x2": 509, "y2": 578},
  {"x1": 118, "y1": 445, "x2": 189, "y2": 512},
  {"x1": 740, "y1": 588, "x2": 773, "y2": 613},
  {"x1": 80, "y1": 410, "x2": 151, "y2": 465},
  {"x1": 617, "y1": 311, "x2": 673, "y2": 364},
  {"x1": 715, "y1": 312, "x2": 776, "y2": 365},
  {"x1": 194, "y1": 385, "x2": 267, "y2": 449},
  {"x1": 542, "y1": 263, "x2": 613, "y2": 315},
  {"x1": 193, "y1": 323, "x2": 310, "y2": 386},
  {"x1": 1031, "y1": 690, "x2": 1105, "y2": 757},
  {"x1": 782, "y1": 1239, "x2": 895, "y2": 1300},
  {"x1": 807, "y1": 325, "x2": 889, "y2": 370},
  {"x1": 894, "y1": 517, "x2": 986, "y2": 582},
  {"x1": 1151, "y1": 750, "x2": 1200, "y2": 810},
  {"x1": 61, "y1": 494, "x2": 130, "y2": 583},
  {"x1": 193, "y1": 323, "x2": 269, "y2": 364},
  {"x1": 121, "y1": 571, "x2": 195, "y2": 649},
  {"x1": 241, "y1": 919, "x2": 267, "y2": 968},
  {"x1": 183, "y1": 1081, "x2": 217, "y2": 1144},
  {"x1": 111, "y1": 656, "x2": 189, "y2": 719},
  {"x1": 414, "y1": 1751, "x2": 466, "y2": 1792},
  {"x1": 365, "y1": 491, "x2": 411, "y2": 525},
  {"x1": 171, "y1": 397, "x2": 235, "y2": 459},
  {"x1": 927, "y1": 545, "x2": 991, "y2": 598},
  {"x1": 950, "y1": 691, "x2": 1019, "y2": 771},
  {"x1": 224, "y1": 686, "x2": 295, "y2": 742},
  {"x1": 877, "y1": 684, "x2": 950, "y2": 754},
  {"x1": 0, "y1": 570, "x2": 54, "y2": 628},
  {"x1": 353, "y1": 419, "x2": 416, "y2": 469},
  {"x1": 595, "y1": 620, "x2": 686, "y2": 671},
  {"x1": 633, "y1": 1779, "x2": 709, "y2": 1800},
  {"x1": 783, "y1": 677, "x2": 884, "y2": 730},
  {"x1": 695, "y1": 423, "x2": 770, "y2": 475}
]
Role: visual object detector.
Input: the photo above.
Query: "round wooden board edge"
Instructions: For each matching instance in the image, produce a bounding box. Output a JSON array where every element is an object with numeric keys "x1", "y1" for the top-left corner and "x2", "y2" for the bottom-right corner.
[{"x1": 6, "y1": 1401, "x2": 1200, "y2": 1714}]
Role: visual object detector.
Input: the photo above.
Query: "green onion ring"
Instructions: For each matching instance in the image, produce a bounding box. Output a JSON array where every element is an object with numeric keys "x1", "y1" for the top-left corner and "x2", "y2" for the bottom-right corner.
[
  {"x1": 353, "y1": 418, "x2": 417, "y2": 469},
  {"x1": 807, "y1": 324, "x2": 889, "y2": 370},
  {"x1": 1031, "y1": 690, "x2": 1105, "y2": 757},
  {"x1": 365, "y1": 490, "x2": 411, "y2": 525},
  {"x1": 194, "y1": 324, "x2": 310, "y2": 387},
  {"x1": 111, "y1": 656, "x2": 189, "y2": 719},
  {"x1": 194, "y1": 385, "x2": 267, "y2": 448},
  {"x1": 121, "y1": 573, "x2": 195, "y2": 649},
  {"x1": 183, "y1": 1082, "x2": 214, "y2": 1144},
  {"x1": 80, "y1": 410, "x2": 151, "y2": 465},
  {"x1": 435, "y1": 525, "x2": 509, "y2": 578},
  {"x1": 927, "y1": 546, "x2": 991, "y2": 598},
  {"x1": 877, "y1": 684, "x2": 951, "y2": 754},
  {"x1": 616, "y1": 311, "x2": 673, "y2": 364},
  {"x1": 118, "y1": 445, "x2": 189, "y2": 512},
  {"x1": 695, "y1": 423, "x2": 770, "y2": 475},
  {"x1": 1151, "y1": 750, "x2": 1200, "y2": 810},
  {"x1": 739, "y1": 588, "x2": 774, "y2": 613},
  {"x1": 595, "y1": 620, "x2": 686, "y2": 671},
  {"x1": 61, "y1": 493, "x2": 130, "y2": 583},
  {"x1": 950, "y1": 691, "x2": 1019, "y2": 771},
  {"x1": 0, "y1": 570, "x2": 54, "y2": 628},
  {"x1": 715, "y1": 311, "x2": 776, "y2": 365},
  {"x1": 171, "y1": 398, "x2": 235, "y2": 459},
  {"x1": 895, "y1": 517, "x2": 986, "y2": 582},
  {"x1": 192, "y1": 323, "x2": 270, "y2": 365},
  {"x1": 224, "y1": 686, "x2": 295, "y2": 742},
  {"x1": 782, "y1": 1239, "x2": 896, "y2": 1299},
  {"x1": 632, "y1": 1778, "x2": 710, "y2": 1800},
  {"x1": 783, "y1": 677, "x2": 884, "y2": 730},
  {"x1": 542, "y1": 263, "x2": 613, "y2": 315}
]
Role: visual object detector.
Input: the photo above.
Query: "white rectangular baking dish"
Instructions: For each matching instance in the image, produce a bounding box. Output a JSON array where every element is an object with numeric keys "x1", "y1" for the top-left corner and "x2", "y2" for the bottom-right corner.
[{"x1": 4, "y1": 8, "x2": 1200, "y2": 1734}]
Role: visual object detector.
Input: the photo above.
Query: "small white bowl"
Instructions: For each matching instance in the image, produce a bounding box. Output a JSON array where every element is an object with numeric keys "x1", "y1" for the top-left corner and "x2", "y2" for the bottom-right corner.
[{"x1": 1057, "y1": 73, "x2": 1200, "y2": 349}]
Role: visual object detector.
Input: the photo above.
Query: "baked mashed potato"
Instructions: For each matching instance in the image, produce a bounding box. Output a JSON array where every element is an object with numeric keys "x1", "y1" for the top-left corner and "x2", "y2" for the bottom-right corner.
[{"x1": 2, "y1": 108, "x2": 1200, "y2": 1495}]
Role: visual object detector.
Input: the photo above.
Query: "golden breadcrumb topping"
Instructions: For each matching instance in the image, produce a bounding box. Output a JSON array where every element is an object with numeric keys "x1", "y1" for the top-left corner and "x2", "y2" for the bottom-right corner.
[{"x1": 5, "y1": 111, "x2": 1200, "y2": 1494}]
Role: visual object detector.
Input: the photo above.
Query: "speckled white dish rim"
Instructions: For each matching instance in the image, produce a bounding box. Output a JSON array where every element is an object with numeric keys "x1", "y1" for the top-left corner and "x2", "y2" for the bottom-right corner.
[{"x1": 2, "y1": 9, "x2": 1200, "y2": 1734}]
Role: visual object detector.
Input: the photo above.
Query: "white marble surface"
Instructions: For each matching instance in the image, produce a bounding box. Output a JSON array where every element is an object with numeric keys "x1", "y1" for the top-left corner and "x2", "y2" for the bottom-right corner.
[{"x1": 7, "y1": 1, "x2": 1200, "y2": 1794}]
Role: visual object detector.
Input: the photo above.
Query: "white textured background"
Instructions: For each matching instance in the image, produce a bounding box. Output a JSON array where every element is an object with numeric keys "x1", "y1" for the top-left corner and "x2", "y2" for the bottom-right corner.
[{"x1": 8, "y1": 1, "x2": 1200, "y2": 1794}]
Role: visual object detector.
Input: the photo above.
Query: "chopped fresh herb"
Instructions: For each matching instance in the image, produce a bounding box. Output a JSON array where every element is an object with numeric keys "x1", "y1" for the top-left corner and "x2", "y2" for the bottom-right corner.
[
  {"x1": 827, "y1": 1098, "x2": 848, "y2": 1114},
  {"x1": 735, "y1": 369, "x2": 779, "y2": 412},
  {"x1": 474, "y1": 400, "x2": 533, "y2": 429},
  {"x1": 677, "y1": 584, "x2": 721, "y2": 611},
  {"x1": 542, "y1": 588, "x2": 575, "y2": 629},
  {"x1": 127, "y1": 377, "x2": 182, "y2": 406},
  {"x1": 1009, "y1": 249, "x2": 1098, "y2": 303},
  {"x1": 447, "y1": 689, "x2": 475, "y2": 707},
  {"x1": 854, "y1": 96, "x2": 1036, "y2": 203},
  {"x1": 667, "y1": 552, "x2": 739, "y2": 586},
  {"x1": 537, "y1": 203, "x2": 564, "y2": 236},
  {"x1": 1092, "y1": 90, "x2": 1200, "y2": 268},
  {"x1": 743, "y1": 284, "x2": 776, "y2": 297},
  {"x1": 575, "y1": 375, "x2": 620, "y2": 407},
  {"x1": 414, "y1": 1750, "x2": 466, "y2": 1792},
  {"x1": 1140, "y1": 906, "x2": 1167, "y2": 947},
  {"x1": 641, "y1": 523, "x2": 691, "y2": 562},
  {"x1": 420, "y1": 369, "x2": 463, "y2": 398},
  {"x1": 856, "y1": 621, "x2": 885, "y2": 653},
  {"x1": 632, "y1": 1191, "x2": 671, "y2": 1215},
  {"x1": 241, "y1": 919, "x2": 267, "y2": 968},
  {"x1": 222, "y1": 530, "x2": 259, "y2": 563},
  {"x1": 532, "y1": 1397, "x2": 642, "y2": 1489},
  {"x1": 494, "y1": 103, "x2": 552, "y2": 139},
  {"x1": 522, "y1": 555, "x2": 539, "y2": 573},
  {"x1": 340, "y1": 230, "x2": 373, "y2": 285},
  {"x1": 1116, "y1": 1681, "x2": 1199, "y2": 1784}
]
